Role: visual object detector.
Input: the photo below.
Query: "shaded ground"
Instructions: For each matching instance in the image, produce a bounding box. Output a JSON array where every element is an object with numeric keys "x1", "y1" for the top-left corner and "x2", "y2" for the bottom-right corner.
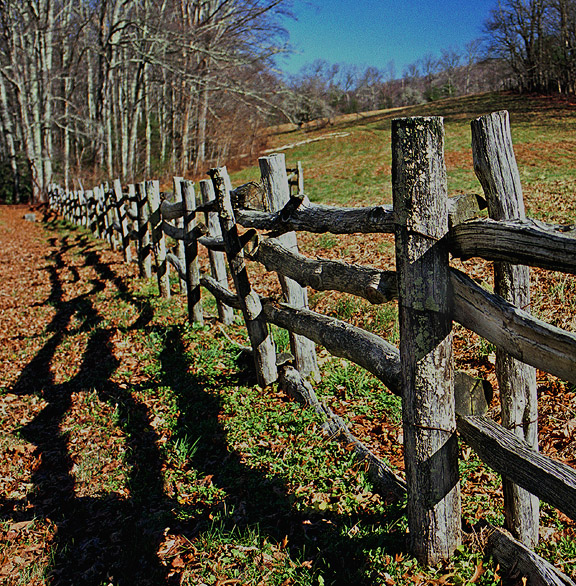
[
  {"x1": 0, "y1": 200, "x2": 575, "y2": 585},
  {"x1": 0, "y1": 206, "x2": 409, "y2": 585}
]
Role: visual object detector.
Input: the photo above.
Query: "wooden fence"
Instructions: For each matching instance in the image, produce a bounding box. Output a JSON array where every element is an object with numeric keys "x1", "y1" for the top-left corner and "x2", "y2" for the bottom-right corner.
[{"x1": 48, "y1": 111, "x2": 576, "y2": 585}]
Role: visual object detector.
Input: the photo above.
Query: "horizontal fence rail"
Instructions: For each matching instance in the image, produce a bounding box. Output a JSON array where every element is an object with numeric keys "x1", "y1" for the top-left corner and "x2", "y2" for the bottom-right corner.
[{"x1": 47, "y1": 110, "x2": 576, "y2": 584}]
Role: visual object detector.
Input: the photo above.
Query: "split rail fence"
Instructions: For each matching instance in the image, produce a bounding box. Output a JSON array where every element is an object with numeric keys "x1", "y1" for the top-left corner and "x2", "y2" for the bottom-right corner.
[{"x1": 48, "y1": 111, "x2": 576, "y2": 584}]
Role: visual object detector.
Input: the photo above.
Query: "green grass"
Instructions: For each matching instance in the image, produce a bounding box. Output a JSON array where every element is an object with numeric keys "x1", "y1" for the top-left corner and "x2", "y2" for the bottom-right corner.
[
  {"x1": 4, "y1": 92, "x2": 576, "y2": 585},
  {"x1": 235, "y1": 92, "x2": 576, "y2": 225}
]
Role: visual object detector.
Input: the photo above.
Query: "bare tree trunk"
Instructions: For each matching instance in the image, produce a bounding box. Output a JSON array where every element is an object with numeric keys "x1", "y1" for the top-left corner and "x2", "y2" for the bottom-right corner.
[
  {"x1": 0, "y1": 73, "x2": 20, "y2": 202},
  {"x1": 144, "y1": 61, "x2": 152, "y2": 177},
  {"x1": 195, "y1": 79, "x2": 209, "y2": 173}
]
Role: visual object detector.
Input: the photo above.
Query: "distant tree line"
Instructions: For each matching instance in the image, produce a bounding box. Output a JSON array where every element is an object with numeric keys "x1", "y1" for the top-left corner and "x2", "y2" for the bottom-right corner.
[
  {"x1": 279, "y1": 48, "x2": 509, "y2": 127},
  {"x1": 486, "y1": 0, "x2": 576, "y2": 93},
  {"x1": 1, "y1": 0, "x2": 575, "y2": 204},
  {"x1": 279, "y1": 0, "x2": 576, "y2": 126},
  {"x1": 0, "y1": 0, "x2": 292, "y2": 203}
]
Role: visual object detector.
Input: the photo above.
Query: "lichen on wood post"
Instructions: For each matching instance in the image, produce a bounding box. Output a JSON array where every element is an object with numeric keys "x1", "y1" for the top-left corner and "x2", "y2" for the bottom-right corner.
[
  {"x1": 199, "y1": 178, "x2": 234, "y2": 326},
  {"x1": 180, "y1": 180, "x2": 203, "y2": 325},
  {"x1": 259, "y1": 153, "x2": 319, "y2": 381},
  {"x1": 392, "y1": 116, "x2": 461, "y2": 564},
  {"x1": 471, "y1": 110, "x2": 539, "y2": 547},
  {"x1": 210, "y1": 166, "x2": 277, "y2": 387}
]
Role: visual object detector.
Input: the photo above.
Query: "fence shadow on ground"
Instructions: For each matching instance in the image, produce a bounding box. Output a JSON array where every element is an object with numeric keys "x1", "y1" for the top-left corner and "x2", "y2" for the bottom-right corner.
[
  {"x1": 3, "y1": 231, "x2": 174, "y2": 585},
  {"x1": 155, "y1": 325, "x2": 408, "y2": 584},
  {"x1": 1, "y1": 227, "x2": 410, "y2": 585}
]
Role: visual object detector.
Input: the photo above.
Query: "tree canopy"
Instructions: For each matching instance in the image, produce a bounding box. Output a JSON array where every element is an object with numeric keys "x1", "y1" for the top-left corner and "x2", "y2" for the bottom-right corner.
[{"x1": 0, "y1": 0, "x2": 292, "y2": 202}]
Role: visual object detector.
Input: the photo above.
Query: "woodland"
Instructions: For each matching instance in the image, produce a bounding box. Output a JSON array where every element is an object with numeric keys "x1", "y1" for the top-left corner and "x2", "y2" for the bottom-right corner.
[{"x1": 1, "y1": 0, "x2": 576, "y2": 201}]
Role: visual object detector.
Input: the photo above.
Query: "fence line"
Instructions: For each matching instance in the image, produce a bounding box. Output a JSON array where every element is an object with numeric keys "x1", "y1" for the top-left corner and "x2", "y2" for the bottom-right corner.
[{"x1": 47, "y1": 110, "x2": 576, "y2": 584}]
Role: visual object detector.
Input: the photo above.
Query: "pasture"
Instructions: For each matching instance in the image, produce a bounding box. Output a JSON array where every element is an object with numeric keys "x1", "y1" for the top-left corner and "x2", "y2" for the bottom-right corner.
[{"x1": 1, "y1": 92, "x2": 575, "y2": 585}]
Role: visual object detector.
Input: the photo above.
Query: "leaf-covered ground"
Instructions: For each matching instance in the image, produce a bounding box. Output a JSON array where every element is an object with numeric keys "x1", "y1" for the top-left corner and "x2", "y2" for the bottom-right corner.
[
  {"x1": 0, "y1": 199, "x2": 574, "y2": 585},
  {"x1": 1, "y1": 93, "x2": 576, "y2": 586}
]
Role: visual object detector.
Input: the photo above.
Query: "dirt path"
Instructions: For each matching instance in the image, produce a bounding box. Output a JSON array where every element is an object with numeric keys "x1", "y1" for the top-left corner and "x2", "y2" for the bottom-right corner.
[{"x1": 0, "y1": 206, "x2": 177, "y2": 585}]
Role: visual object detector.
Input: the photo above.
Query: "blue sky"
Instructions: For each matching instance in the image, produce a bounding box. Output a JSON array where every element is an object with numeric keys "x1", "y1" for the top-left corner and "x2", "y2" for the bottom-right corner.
[{"x1": 278, "y1": 0, "x2": 497, "y2": 77}]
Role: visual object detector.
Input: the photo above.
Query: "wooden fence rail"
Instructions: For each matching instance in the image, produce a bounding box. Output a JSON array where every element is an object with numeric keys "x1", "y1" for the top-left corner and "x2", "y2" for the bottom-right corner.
[{"x1": 47, "y1": 111, "x2": 576, "y2": 584}]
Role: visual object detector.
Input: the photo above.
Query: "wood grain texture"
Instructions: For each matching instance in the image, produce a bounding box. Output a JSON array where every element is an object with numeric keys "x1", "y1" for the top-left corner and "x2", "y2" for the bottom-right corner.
[
  {"x1": 449, "y1": 217, "x2": 576, "y2": 274},
  {"x1": 457, "y1": 416, "x2": 576, "y2": 521},
  {"x1": 451, "y1": 268, "x2": 576, "y2": 384},
  {"x1": 472, "y1": 110, "x2": 538, "y2": 547},
  {"x1": 488, "y1": 527, "x2": 575, "y2": 586},
  {"x1": 259, "y1": 154, "x2": 319, "y2": 380},
  {"x1": 393, "y1": 116, "x2": 461, "y2": 564},
  {"x1": 249, "y1": 237, "x2": 398, "y2": 303},
  {"x1": 236, "y1": 201, "x2": 395, "y2": 234}
]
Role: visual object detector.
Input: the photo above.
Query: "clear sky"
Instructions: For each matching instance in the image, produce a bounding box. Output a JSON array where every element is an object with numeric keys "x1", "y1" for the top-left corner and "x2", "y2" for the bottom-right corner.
[{"x1": 278, "y1": 0, "x2": 497, "y2": 77}]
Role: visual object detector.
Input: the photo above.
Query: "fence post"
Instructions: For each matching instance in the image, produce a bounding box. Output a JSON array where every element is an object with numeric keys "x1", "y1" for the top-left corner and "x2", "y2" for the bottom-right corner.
[
  {"x1": 136, "y1": 182, "x2": 152, "y2": 279},
  {"x1": 259, "y1": 154, "x2": 319, "y2": 381},
  {"x1": 97, "y1": 185, "x2": 107, "y2": 240},
  {"x1": 104, "y1": 183, "x2": 118, "y2": 249},
  {"x1": 72, "y1": 190, "x2": 79, "y2": 226},
  {"x1": 471, "y1": 110, "x2": 539, "y2": 547},
  {"x1": 210, "y1": 166, "x2": 277, "y2": 387},
  {"x1": 113, "y1": 179, "x2": 132, "y2": 264},
  {"x1": 146, "y1": 180, "x2": 170, "y2": 298},
  {"x1": 297, "y1": 160, "x2": 304, "y2": 194},
  {"x1": 128, "y1": 183, "x2": 138, "y2": 255},
  {"x1": 199, "y1": 179, "x2": 235, "y2": 325},
  {"x1": 392, "y1": 116, "x2": 461, "y2": 564},
  {"x1": 173, "y1": 177, "x2": 187, "y2": 293},
  {"x1": 94, "y1": 186, "x2": 105, "y2": 239},
  {"x1": 79, "y1": 189, "x2": 87, "y2": 228},
  {"x1": 87, "y1": 190, "x2": 98, "y2": 238},
  {"x1": 181, "y1": 180, "x2": 204, "y2": 324}
]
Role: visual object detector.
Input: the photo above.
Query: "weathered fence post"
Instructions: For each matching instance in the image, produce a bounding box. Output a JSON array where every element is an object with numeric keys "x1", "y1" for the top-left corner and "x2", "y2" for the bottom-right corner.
[
  {"x1": 259, "y1": 153, "x2": 319, "y2": 380},
  {"x1": 71, "y1": 190, "x2": 79, "y2": 226},
  {"x1": 127, "y1": 183, "x2": 138, "y2": 253},
  {"x1": 97, "y1": 185, "x2": 107, "y2": 240},
  {"x1": 210, "y1": 166, "x2": 277, "y2": 387},
  {"x1": 199, "y1": 179, "x2": 235, "y2": 326},
  {"x1": 104, "y1": 183, "x2": 119, "y2": 249},
  {"x1": 78, "y1": 189, "x2": 88, "y2": 228},
  {"x1": 393, "y1": 116, "x2": 461, "y2": 564},
  {"x1": 112, "y1": 179, "x2": 132, "y2": 264},
  {"x1": 95, "y1": 187, "x2": 106, "y2": 239},
  {"x1": 173, "y1": 177, "x2": 187, "y2": 292},
  {"x1": 146, "y1": 180, "x2": 171, "y2": 298},
  {"x1": 471, "y1": 110, "x2": 539, "y2": 547},
  {"x1": 87, "y1": 190, "x2": 98, "y2": 238},
  {"x1": 181, "y1": 180, "x2": 204, "y2": 324},
  {"x1": 136, "y1": 182, "x2": 152, "y2": 279},
  {"x1": 297, "y1": 160, "x2": 304, "y2": 194}
]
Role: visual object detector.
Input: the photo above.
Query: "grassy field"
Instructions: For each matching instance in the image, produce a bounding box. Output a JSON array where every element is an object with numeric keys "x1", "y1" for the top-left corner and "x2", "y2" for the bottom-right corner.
[
  {"x1": 236, "y1": 92, "x2": 576, "y2": 222},
  {"x1": 1, "y1": 92, "x2": 575, "y2": 585}
]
